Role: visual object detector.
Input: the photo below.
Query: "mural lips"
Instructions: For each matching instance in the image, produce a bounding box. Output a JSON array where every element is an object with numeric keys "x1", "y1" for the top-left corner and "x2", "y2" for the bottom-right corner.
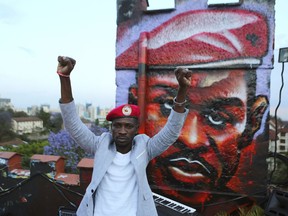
[{"x1": 160, "y1": 145, "x2": 219, "y2": 187}]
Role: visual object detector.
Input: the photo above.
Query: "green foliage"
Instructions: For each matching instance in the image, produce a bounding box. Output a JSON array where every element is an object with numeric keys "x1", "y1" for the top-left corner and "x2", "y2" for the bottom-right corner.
[
  {"x1": 48, "y1": 112, "x2": 63, "y2": 133},
  {"x1": 215, "y1": 211, "x2": 228, "y2": 216},
  {"x1": 36, "y1": 109, "x2": 63, "y2": 133},
  {"x1": 238, "y1": 205, "x2": 264, "y2": 216},
  {"x1": 0, "y1": 111, "x2": 15, "y2": 142},
  {"x1": 4, "y1": 141, "x2": 48, "y2": 168},
  {"x1": 13, "y1": 111, "x2": 28, "y2": 117},
  {"x1": 95, "y1": 119, "x2": 99, "y2": 125},
  {"x1": 0, "y1": 108, "x2": 37, "y2": 142},
  {"x1": 101, "y1": 119, "x2": 111, "y2": 129},
  {"x1": 37, "y1": 108, "x2": 50, "y2": 127},
  {"x1": 215, "y1": 205, "x2": 264, "y2": 216}
]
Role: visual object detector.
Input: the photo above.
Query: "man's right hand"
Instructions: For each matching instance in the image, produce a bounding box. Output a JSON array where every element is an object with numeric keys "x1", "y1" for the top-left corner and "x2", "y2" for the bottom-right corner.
[{"x1": 57, "y1": 56, "x2": 76, "y2": 76}]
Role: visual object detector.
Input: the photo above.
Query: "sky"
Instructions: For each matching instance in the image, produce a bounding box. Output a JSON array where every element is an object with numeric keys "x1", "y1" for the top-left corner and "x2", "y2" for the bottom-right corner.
[{"x1": 0, "y1": 0, "x2": 287, "y2": 119}]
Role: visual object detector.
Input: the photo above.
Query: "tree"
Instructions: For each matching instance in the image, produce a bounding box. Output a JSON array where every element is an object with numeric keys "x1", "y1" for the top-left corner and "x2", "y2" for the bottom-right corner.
[
  {"x1": 37, "y1": 108, "x2": 50, "y2": 130},
  {"x1": 49, "y1": 112, "x2": 63, "y2": 133},
  {"x1": 95, "y1": 119, "x2": 99, "y2": 126},
  {"x1": 36, "y1": 109, "x2": 63, "y2": 133},
  {"x1": 0, "y1": 111, "x2": 16, "y2": 142},
  {"x1": 44, "y1": 124, "x2": 108, "y2": 173},
  {"x1": 13, "y1": 111, "x2": 28, "y2": 117},
  {"x1": 101, "y1": 119, "x2": 110, "y2": 129}
]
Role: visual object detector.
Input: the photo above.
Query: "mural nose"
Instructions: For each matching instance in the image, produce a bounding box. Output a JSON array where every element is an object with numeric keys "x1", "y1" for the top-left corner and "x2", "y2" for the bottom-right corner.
[{"x1": 179, "y1": 115, "x2": 207, "y2": 147}]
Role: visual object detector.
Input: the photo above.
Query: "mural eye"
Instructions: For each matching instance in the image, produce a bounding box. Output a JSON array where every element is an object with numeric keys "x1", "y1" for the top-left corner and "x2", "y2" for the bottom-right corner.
[
  {"x1": 203, "y1": 109, "x2": 228, "y2": 129},
  {"x1": 206, "y1": 114, "x2": 224, "y2": 126},
  {"x1": 159, "y1": 98, "x2": 174, "y2": 117},
  {"x1": 164, "y1": 101, "x2": 173, "y2": 110}
]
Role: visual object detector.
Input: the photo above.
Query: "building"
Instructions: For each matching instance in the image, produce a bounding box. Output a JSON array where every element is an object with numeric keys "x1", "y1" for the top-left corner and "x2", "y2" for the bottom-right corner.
[
  {"x1": 269, "y1": 118, "x2": 288, "y2": 154},
  {"x1": 27, "y1": 105, "x2": 39, "y2": 116},
  {"x1": 40, "y1": 104, "x2": 50, "y2": 113},
  {"x1": 0, "y1": 98, "x2": 14, "y2": 110},
  {"x1": 269, "y1": 128, "x2": 288, "y2": 154},
  {"x1": 0, "y1": 151, "x2": 22, "y2": 172},
  {"x1": 77, "y1": 158, "x2": 94, "y2": 189},
  {"x1": 11, "y1": 116, "x2": 43, "y2": 135},
  {"x1": 0, "y1": 151, "x2": 93, "y2": 216},
  {"x1": 30, "y1": 154, "x2": 66, "y2": 178}
]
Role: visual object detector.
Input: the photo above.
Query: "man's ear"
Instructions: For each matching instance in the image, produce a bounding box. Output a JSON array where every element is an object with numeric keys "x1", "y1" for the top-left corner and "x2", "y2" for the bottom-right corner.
[{"x1": 238, "y1": 95, "x2": 268, "y2": 150}]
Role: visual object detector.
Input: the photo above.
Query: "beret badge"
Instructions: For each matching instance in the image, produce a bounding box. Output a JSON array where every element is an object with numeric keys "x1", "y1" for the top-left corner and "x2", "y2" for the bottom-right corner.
[
  {"x1": 106, "y1": 104, "x2": 140, "y2": 121},
  {"x1": 122, "y1": 105, "x2": 132, "y2": 116}
]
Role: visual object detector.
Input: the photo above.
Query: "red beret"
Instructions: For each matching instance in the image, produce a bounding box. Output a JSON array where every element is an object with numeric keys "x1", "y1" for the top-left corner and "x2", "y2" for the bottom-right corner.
[{"x1": 106, "y1": 104, "x2": 140, "y2": 121}]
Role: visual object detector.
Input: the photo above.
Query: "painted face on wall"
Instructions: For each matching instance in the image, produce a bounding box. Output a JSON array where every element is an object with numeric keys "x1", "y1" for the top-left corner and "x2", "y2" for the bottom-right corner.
[{"x1": 146, "y1": 69, "x2": 267, "y2": 206}]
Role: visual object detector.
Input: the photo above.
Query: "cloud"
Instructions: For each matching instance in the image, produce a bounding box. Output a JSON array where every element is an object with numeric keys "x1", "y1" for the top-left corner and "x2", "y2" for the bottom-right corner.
[
  {"x1": 18, "y1": 46, "x2": 35, "y2": 57},
  {"x1": 0, "y1": 3, "x2": 21, "y2": 25}
]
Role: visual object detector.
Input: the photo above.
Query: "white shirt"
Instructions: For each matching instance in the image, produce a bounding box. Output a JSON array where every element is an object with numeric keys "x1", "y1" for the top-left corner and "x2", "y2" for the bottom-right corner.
[{"x1": 94, "y1": 151, "x2": 138, "y2": 216}]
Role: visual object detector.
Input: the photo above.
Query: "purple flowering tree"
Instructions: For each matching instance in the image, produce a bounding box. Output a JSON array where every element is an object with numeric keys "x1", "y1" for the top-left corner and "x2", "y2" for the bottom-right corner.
[{"x1": 44, "y1": 124, "x2": 109, "y2": 173}]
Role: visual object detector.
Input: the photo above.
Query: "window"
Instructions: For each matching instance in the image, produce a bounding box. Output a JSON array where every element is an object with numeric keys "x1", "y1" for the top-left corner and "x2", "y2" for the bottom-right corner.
[
  {"x1": 208, "y1": 0, "x2": 242, "y2": 6},
  {"x1": 146, "y1": 0, "x2": 175, "y2": 11}
]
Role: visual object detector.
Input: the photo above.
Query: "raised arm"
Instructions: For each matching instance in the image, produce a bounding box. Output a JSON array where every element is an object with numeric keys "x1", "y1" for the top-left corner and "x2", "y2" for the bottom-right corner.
[
  {"x1": 56, "y1": 56, "x2": 76, "y2": 103},
  {"x1": 173, "y1": 67, "x2": 192, "y2": 113}
]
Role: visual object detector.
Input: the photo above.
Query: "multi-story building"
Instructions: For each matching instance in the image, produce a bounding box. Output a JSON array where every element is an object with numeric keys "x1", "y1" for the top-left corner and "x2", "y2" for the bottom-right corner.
[
  {"x1": 0, "y1": 98, "x2": 14, "y2": 110},
  {"x1": 11, "y1": 117, "x2": 43, "y2": 135},
  {"x1": 269, "y1": 118, "x2": 288, "y2": 154},
  {"x1": 40, "y1": 104, "x2": 50, "y2": 113},
  {"x1": 274, "y1": 128, "x2": 288, "y2": 153},
  {"x1": 27, "y1": 105, "x2": 39, "y2": 116}
]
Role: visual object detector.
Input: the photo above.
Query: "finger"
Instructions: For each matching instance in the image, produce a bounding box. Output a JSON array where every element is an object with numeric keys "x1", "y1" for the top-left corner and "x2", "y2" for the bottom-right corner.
[
  {"x1": 174, "y1": 66, "x2": 185, "y2": 74},
  {"x1": 58, "y1": 56, "x2": 76, "y2": 67},
  {"x1": 64, "y1": 56, "x2": 76, "y2": 65},
  {"x1": 58, "y1": 56, "x2": 67, "y2": 66},
  {"x1": 65, "y1": 57, "x2": 76, "y2": 68},
  {"x1": 185, "y1": 71, "x2": 192, "y2": 78},
  {"x1": 70, "y1": 58, "x2": 76, "y2": 67}
]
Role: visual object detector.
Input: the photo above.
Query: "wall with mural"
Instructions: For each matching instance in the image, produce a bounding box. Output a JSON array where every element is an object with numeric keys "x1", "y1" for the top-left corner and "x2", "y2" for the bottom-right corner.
[{"x1": 115, "y1": 0, "x2": 275, "y2": 215}]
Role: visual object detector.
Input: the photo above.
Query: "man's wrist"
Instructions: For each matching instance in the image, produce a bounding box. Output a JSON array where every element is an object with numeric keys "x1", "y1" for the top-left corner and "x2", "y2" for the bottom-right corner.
[
  {"x1": 173, "y1": 97, "x2": 187, "y2": 106},
  {"x1": 57, "y1": 71, "x2": 70, "y2": 78}
]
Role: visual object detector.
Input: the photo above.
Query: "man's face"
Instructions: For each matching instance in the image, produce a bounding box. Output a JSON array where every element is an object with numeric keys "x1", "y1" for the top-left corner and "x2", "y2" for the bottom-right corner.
[
  {"x1": 111, "y1": 117, "x2": 139, "y2": 153},
  {"x1": 146, "y1": 69, "x2": 250, "y2": 205}
]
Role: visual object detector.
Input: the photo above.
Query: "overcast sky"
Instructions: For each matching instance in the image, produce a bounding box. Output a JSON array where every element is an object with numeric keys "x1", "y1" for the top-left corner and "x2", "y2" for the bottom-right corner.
[{"x1": 0, "y1": 0, "x2": 287, "y2": 119}]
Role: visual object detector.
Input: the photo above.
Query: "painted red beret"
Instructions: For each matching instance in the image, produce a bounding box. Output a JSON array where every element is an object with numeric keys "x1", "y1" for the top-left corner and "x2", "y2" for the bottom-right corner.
[
  {"x1": 106, "y1": 104, "x2": 140, "y2": 121},
  {"x1": 116, "y1": 9, "x2": 268, "y2": 69}
]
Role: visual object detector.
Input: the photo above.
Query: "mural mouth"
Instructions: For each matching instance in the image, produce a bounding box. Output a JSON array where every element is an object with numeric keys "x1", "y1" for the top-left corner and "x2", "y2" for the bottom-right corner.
[{"x1": 168, "y1": 157, "x2": 211, "y2": 183}]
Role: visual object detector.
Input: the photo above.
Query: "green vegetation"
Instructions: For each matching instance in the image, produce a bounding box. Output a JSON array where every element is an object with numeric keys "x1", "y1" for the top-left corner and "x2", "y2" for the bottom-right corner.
[
  {"x1": 3, "y1": 141, "x2": 48, "y2": 169},
  {"x1": 215, "y1": 205, "x2": 264, "y2": 216}
]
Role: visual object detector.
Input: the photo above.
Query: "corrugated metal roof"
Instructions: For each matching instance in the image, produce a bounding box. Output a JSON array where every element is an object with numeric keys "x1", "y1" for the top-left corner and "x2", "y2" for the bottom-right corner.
[
  {"x1": 31, "y1": 154, "x2": 65, "y2": 162},
  {"x1": 77, "y1": 158, "x2": 94, "y2": 168},
  {"x1": 0, "y1": 151, "x2": 20, "y2": 159},
  {"x1": 55, "y1": 173, "x2": 80, "y2": 186},
  {"x1": 12, "y1": 117, "x2": 42, "y2": 122}
]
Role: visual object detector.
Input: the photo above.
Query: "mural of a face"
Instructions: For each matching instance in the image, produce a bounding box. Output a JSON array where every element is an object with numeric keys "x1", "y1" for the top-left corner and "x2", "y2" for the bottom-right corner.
[
  {"x1": 116, "y1": 2, "x2": 272, "y2": 214},
  {"x1": 145, "y1": 69, "x2": 268, "y2": 208}
]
